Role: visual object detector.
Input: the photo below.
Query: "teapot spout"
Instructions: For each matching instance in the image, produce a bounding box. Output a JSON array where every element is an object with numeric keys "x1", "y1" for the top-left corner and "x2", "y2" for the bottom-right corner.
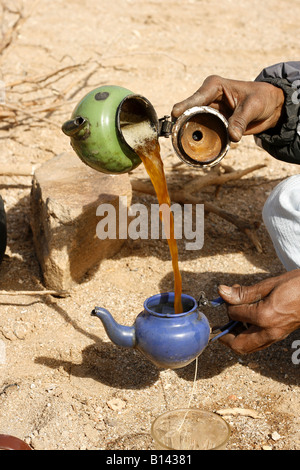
[
  {"x1": 62, "y1": 116, "x2": 90, "y2": 139},
  {"x1": 91, "y1": 307, "x2": 136, "y2": 348}
]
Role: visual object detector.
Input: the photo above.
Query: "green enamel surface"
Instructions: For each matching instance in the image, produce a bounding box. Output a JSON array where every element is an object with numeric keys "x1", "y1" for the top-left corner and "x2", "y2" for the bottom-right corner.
[{"x1": 67, "y1": 85, "x2": 142, "y2": 174}]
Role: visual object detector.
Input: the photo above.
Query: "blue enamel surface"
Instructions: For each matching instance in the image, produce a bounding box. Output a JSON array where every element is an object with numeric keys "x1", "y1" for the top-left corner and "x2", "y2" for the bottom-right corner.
[{"x1": 135, "y1": 293, "x2": 210, "y2": 369}]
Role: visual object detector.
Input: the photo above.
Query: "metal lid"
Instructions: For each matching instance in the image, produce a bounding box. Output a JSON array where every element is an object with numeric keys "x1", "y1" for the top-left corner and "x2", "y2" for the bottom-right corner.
[{"x1": 171, "y1": 106, "x2": 230, "y2": 168}]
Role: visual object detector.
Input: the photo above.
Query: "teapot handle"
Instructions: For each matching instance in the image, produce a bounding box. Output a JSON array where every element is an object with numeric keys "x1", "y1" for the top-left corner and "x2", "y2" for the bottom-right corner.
[
  {"x1": 209, "y1": 320, "x2": 240, "y2": 343},
  {"x1": 207, "y1": 296, "x2": 224, "y2": 308},
  {"x1": 198, "y1": 291, "x2": 225, "y2": 308},
  {"x1": 197, "y1": 291, "x2": 240, "y2": 342}
]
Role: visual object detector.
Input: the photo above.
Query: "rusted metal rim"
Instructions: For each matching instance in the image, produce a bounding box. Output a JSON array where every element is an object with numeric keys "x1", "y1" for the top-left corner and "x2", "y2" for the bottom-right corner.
[
  {"x1": 171, "y1": 106, "x2": 230, "y2": 168},
  {"x1": 116, "y1": 94, "x2": 159, "y2": 152}
]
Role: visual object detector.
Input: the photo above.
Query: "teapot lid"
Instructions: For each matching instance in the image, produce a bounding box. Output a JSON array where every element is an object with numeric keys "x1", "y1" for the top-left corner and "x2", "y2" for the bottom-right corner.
[{"x1": 171, "y1": 106, "x2": 230, "y2": 168}]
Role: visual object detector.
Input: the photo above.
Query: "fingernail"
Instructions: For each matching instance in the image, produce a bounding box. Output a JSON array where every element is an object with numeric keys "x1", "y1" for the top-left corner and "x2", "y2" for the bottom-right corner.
[
  {"x1": 229, "y1": 126, "x2": 243, "y2": 142},
  {"x1": 219, "y1": 285, "x2": 232, "y2": 296}
]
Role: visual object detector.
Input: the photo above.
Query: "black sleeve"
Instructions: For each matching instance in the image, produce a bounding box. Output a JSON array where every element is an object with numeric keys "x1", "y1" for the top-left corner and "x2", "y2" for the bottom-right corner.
[{"x1": 254, "y1": 61, "x2": 300, "y2": 164}]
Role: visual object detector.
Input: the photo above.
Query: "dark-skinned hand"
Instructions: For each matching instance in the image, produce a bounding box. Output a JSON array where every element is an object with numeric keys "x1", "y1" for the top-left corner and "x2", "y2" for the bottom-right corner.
[
  {"x1": 217, "y1": 270, "x2": 300, "y2": 354},
  {"x1": 172, "y1": 75, "x2": 285, "y2": 142}
]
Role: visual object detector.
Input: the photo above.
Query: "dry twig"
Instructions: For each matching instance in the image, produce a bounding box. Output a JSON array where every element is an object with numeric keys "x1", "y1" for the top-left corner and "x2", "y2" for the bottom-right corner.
[
  {"x1": 0, "y1": 289, "x2": 70, "y2": 298},
  {"x1": 0, "y1": 8, "x2": 24, "y2": 55},
  {"x1": 186, "y1": 164, "x2": 265, "y2": 193}
]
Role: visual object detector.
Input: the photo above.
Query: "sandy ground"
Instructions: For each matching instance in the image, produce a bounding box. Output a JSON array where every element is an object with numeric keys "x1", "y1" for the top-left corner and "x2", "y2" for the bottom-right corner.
[{"x1": 0, "y1": 0, "x2": 299, "y2": 451}]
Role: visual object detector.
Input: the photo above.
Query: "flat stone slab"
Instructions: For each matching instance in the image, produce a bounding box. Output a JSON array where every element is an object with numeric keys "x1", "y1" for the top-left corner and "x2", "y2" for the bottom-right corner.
[{"x1": 30, "y1": 152, "x2": 132, "y2": 291}]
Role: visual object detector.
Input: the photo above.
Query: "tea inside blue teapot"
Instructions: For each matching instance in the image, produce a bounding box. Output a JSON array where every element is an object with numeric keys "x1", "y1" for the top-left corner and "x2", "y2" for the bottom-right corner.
[{"x1": 145, "y1": 292, "x2": 196, "y2": 315}]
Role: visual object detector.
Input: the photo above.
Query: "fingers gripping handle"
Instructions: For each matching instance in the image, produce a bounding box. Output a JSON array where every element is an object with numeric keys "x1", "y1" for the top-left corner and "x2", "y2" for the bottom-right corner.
[{"x1": 198, "y1": 292, "x2": 240, "y2": 342}]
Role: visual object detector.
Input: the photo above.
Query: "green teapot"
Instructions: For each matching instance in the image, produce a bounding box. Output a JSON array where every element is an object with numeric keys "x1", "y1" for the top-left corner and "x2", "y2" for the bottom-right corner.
[{"x1": 62, "y1": 85, "x2": 230, "y2": 174}]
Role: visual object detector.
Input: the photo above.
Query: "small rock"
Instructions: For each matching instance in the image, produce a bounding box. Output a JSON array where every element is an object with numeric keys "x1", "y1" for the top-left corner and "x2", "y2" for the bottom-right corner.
[
  {"x1": 31, "y1": 436, "x2": 46, "y2": 450},
  {"x1": 24, "y1": 437, "x2": 32, "y2": 446},
  {"x1": 216, "y1": 408, "x2": 262, "y2": 419},
  {"x1": 46, "y1": 384, "x2": 56, "y2": 392},
  {"x1": 13, "y1": 322, "x2": 29, "y2": 340},
  {"x1": 105, "y1": 418, "x2": 118, "y2": 427},
  {"x1": 227, "y1": 394, "x2": 238, "y2": 401},
  {"x1": 262, "y1": 445, "x2": 273, "y2": 450},
  {"x1": 248, "y1": 362, "x2": 259, "y2": 369},
  {"x1": 95, "y1": 420, "x2": 106, "y2": 431},
  {"x1": 107, "y1": 398, "x2": 126, "y2": 411},
  {"x1": 271, "y1": 431, "x2": 281, "y2": 441}
]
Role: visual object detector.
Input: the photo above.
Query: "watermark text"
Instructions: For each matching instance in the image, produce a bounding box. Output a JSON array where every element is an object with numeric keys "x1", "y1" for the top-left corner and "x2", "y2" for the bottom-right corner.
[{"x1": 96, "y1": 196, "x2": 204, "y2": 251}]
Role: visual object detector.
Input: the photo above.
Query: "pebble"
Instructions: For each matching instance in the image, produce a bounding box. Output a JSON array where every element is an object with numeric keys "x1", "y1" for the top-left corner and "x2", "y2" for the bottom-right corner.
[
  {"x1": 13, "y1": 322, "x2": 29, "y2": 340},
  {"x1": 107, "y1": 398, "x2": 126, "y2": 411},
  {"x1": 248, "y1": 362, "x2": 259, "y2": 369},
  {"x1": 271, "y1": 431, "x2": 281, "y2": 441},
  {"x1": 217, "y1": 407, "x2": 262, "y2": 419},
  {"x1": 227, "y1": 394, "x2": 238, "y2": 401},
  {"x1": 105, "y1": 418, "x2": 118, "y2": 427},
  {"x1": 31, "y1": 436, "x2": 45, "y2": 450}
]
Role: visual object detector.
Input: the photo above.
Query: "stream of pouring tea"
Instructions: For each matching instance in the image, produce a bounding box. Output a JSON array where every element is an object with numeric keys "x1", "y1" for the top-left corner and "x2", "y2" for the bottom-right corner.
[
  {"x1": 123, "y1": 120, "x2": 183, "y2": 314},
  {"x1": 136, "y1": 138, "x2": 183, "y2": 314}
]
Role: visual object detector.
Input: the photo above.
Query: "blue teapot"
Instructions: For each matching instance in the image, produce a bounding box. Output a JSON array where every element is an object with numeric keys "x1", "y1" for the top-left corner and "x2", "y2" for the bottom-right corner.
[{"x1": 91, "y1": 292, "x2": 238, "y2": 369}]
